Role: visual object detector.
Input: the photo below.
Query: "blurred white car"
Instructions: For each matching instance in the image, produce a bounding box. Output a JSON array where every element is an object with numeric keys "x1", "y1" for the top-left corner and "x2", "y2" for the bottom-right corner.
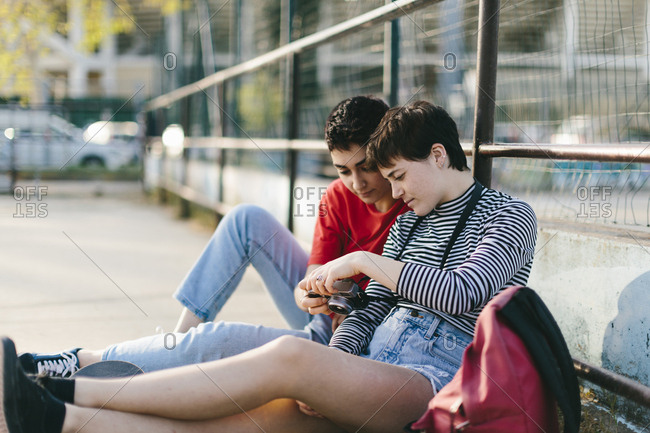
[{"x1": 0, "y1": 110, "x2": 140, "y2": 171}]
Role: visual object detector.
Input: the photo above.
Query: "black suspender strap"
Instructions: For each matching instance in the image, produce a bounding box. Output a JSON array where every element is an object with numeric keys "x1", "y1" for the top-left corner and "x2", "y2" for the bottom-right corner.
[
  {"x1": 394, "y1": 215, "x2": 425, "y2": 261},
  {"x1": 439, "y1": 181, "x2": 484, "y2": 269}
]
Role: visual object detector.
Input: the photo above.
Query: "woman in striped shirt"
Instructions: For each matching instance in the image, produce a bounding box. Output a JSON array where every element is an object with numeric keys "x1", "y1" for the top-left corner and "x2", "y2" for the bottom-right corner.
[{"x1": 1, "y1": 101, "x2": 537, "y2": 433}]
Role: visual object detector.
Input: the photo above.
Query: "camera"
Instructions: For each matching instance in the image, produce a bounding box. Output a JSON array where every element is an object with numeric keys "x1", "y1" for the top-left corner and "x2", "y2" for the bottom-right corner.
[{"x1": 307, "y1": 278, "x2": 369, "y2": 315}]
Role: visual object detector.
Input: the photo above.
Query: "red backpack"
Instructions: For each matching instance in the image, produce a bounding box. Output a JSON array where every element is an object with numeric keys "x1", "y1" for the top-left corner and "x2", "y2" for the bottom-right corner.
[{"x1": 406, "y1": 286, "x2": 580, "y2": 433}]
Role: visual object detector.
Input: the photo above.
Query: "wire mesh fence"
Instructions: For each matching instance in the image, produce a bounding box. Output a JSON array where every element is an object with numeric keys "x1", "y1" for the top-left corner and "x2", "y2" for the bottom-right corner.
[
  {"x1": 488, "y1": 0, "x2": 650, "y2": 227},
  {"x1": 144, "y1": 0, "x2": 650, "y2": 228}
]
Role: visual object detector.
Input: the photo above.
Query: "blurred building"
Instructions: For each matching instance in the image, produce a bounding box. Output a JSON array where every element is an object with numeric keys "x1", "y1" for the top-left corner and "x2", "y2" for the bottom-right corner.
[{"x1": 29, "y1": 0, "x2": 164, "y2": 103}]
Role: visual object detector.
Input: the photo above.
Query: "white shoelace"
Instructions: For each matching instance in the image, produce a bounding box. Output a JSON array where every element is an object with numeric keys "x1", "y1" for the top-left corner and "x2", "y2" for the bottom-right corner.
[{"x1": 36, "y1": 351, "x2": 80, "y2": 378}]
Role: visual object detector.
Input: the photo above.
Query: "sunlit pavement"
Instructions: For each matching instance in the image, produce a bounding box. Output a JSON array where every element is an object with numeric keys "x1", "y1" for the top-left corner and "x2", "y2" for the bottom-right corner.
[{"x1": 0, "y1": 180, "x2": 287, "y2": 354}]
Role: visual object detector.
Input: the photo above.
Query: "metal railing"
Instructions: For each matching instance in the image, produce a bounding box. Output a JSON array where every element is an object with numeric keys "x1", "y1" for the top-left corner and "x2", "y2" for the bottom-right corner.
[{"x1": 142, "y1": 0, "x2": 650, "y2": 411}]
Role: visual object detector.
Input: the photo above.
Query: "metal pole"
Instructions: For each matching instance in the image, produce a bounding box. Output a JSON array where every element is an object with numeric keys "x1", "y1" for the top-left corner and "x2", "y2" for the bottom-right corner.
[
  {"x1": 156, "y1": 108, "x2": 168, "y2": 204},
  {"x1": 389, "y1": 20, "x2": 400, "y2": 106},
  {"x1": 574, "y1": 358, "x2": 650, "y2": 408},
  {"x1": 179, "y1": 97, "x2": 191, "y2": 218},
  {"x1": 383, "y1": 0, "x2": 400, "y2": 107},
  {"x1": 471, "y1": 0, "x2": 500, "y2": 187},
  {"x1": 477, "y1": 143, "x2": 650, "y2": 163},
  {"x1": 9, "y1": 135, "x2": 17, "y2": 192},
  {"x1": 285, "y1": 0, "x2": 299, "y2": 232},
  {"x1": 217, "y1": 83, "x2": 227, "y2": 208},
  {"x1": 286, "y1": 52, "x2": 300, "y2": 232}
]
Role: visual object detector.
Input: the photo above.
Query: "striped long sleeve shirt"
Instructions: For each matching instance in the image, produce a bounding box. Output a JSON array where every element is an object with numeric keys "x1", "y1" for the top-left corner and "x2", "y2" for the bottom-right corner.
[{"x1": 329, "y1": 183, "x2": 538, "y2": 355}]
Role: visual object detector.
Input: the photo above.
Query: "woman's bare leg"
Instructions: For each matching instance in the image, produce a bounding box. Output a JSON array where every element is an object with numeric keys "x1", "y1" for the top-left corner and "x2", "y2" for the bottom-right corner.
[
  {"x1": 72, "y1": 336, "x2": 433, "y2": 432},
  {"x1": 174, "y1": 307, "x2": 203, "y2": 333},
  {"x1": 62, "y1": 405, "x2": 216, "y2": 433},
  {"x1": 76, "y1": 349, "x2": 103, "y2": 368},
  {"x1": 62, "y1": 399, "x2": 345, "y2": 433}
]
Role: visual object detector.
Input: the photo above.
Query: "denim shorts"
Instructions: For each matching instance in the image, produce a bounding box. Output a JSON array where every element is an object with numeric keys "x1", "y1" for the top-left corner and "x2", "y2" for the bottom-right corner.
[{"x1": 361, "y1": 307, "x2": 473, "y2": 393}]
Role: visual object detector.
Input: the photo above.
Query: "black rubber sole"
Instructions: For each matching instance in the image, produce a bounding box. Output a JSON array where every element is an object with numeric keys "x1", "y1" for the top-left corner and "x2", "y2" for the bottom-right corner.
[{"x1": 0, "y1": 337, "x2": 18, "y2": 433}]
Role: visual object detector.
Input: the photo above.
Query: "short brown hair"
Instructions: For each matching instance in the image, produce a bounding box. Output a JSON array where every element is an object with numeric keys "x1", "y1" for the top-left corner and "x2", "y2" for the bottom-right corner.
[
  {"x1": 366, "y1": 101, "x2": 468, "y2": 171},
  {"x1": 325, "y1": 96, "x2": 389, "y2": 152}
]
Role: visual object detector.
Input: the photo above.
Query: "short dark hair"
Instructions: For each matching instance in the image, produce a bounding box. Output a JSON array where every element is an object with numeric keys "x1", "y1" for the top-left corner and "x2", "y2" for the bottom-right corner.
[
  {"x1": 366, "y1": 101, "x2": 468, "y2": 171},
  {"x1": 325, "y1": 96, "x2": 389, "y2": 152}
]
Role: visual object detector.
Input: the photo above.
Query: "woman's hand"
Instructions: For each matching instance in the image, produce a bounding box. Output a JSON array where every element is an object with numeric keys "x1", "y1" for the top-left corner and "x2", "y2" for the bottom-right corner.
[
  {"x1": 298, "y1": 251, "x2": 405, "y2": 299},
  {"x1": 295, "y1": 264, "x2": 332, "y2": 315},
  {"x1": 298, "y1": 252, "x2": 364, "y2": 296},
  {"x1": 297, "y1": 288, "x2": 330, "y2": 315}
]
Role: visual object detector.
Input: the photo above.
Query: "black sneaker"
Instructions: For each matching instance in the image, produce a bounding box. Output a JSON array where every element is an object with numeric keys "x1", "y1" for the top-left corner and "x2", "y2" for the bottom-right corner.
[
  {"x1": 32, "y1": 374, "x2": 75, "y2": 405},
  {"x1": 18, "y1": 349, "x2": 81, "y2": 378},
  {"x1": 2, "y1": 337, "x2": 67, "y2": 433}
]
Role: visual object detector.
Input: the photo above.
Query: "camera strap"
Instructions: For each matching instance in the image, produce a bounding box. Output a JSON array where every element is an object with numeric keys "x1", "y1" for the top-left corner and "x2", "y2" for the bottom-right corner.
[
  {"x1": 439, "y1": 181, "x2": 484, "y2": 270},
  {"x1": 366, "y1": 181, "x2": 484, "y2": 306}
]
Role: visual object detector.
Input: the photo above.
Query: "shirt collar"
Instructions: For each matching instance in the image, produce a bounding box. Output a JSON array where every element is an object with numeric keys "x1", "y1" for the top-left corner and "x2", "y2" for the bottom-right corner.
[{"x1": 430, "y1": 181, "x2": 478, "y2": 217}]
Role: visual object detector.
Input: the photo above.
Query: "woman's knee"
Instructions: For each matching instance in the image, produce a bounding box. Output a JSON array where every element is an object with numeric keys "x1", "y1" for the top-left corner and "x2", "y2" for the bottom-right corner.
[
  {"x1": 226, "y1": 204, "x2": 273, "y2": 228},
  {"x1": 207, "y1": 204, "x2": 274, "y2": 251},
  {"x1": 262, "y1": 335, "x2": 320, "y2": 366}
]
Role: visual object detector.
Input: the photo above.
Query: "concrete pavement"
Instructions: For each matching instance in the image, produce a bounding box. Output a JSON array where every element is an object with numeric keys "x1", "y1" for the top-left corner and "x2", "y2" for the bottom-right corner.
[{"x1": 0, "y1": 180, "x2": 287, "y2": 354}]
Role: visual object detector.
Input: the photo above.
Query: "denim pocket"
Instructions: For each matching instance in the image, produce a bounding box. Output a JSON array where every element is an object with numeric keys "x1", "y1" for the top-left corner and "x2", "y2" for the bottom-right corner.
[{"x1": 428, "y1": 325, "x2": 471, "y2": 369}]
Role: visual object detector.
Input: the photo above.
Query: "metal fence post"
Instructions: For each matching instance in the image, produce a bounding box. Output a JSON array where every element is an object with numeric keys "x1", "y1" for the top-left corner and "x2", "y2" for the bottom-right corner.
[
  {"x1": 156, "y1": 108, "x2": 168, "y2": 204},
  {"x1": 383, "y1": 0, "x2": 400, "y2": 107},
  {"x1": 285, "y1": 0, "x2": 299, "y2": 232},
  {"x1": 9, "y1": 135, "x2": 17, "y2": 192},
  {"x1": 286, "y1": 52, "x2": 300, "y2": 232},
  {"x1": 178, "y1": 97, "x2": 191, "y2": 218},
  {"x1": 471, "y1": 0, "x2": 501, "y2": 188},
  {"x1": 217, "y1": 82, "x2": 227, "y2": 209}
]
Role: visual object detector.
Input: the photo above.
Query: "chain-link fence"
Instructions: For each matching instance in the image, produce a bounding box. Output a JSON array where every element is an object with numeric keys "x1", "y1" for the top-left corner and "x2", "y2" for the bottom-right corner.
[{"x1": 145, "y1": 0, "x2": 649, "y2": 228}]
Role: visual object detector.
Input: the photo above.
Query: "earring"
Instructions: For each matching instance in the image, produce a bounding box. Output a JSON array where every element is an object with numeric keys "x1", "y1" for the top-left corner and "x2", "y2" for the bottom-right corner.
[{"x1": 439, "y1": 154, "x2": 446, "y2": 168}]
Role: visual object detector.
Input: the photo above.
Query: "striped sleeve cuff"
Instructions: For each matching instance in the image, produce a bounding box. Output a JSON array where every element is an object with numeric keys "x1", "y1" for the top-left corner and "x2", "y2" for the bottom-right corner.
[{"x1": 397, "y1": 262, "x2": 436, "y2": 304}]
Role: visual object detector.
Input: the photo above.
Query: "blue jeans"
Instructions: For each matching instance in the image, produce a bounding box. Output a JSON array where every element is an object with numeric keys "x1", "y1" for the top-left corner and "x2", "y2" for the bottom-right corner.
[
  {"x1": 362, "y1": 307, "x2": 472, "y2": 393},
  {"x1": 103, "y1": 204, "x2": 332, "y2": 371},
  {"x1": 103, "y1": 320, "x2": 327, "y2": 372}
]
